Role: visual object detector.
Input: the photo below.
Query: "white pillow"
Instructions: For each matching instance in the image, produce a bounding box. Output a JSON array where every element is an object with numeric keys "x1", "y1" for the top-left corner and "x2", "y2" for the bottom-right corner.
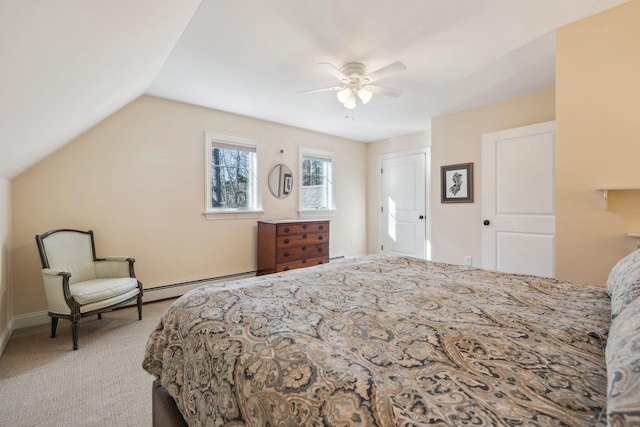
[{"x1": 606, "y1": 249, "x2": 640, "y2": 319}]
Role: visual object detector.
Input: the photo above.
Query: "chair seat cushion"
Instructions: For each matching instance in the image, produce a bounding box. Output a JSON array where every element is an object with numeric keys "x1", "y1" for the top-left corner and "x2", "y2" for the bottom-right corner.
[{"x1": 70, "y1": 277, "x2": 138, "y2": 305}]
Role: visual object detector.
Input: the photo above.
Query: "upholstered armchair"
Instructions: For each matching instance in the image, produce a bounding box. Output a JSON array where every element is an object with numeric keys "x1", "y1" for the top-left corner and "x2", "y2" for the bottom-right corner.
[{"x1": 35, "y1": 229, "x2": 143, "y2": 350}]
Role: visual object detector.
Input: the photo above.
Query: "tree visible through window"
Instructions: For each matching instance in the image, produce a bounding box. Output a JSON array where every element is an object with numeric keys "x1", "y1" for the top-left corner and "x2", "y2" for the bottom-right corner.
[
  {"x1": 302, "y1": 159, "x2": 326, "y2": 186},
  {"x1": 211, "y1": 147, "x2": 251, "y2": 208},
  {"x1": 204, "y1": 131, "x2": 261, "y2": 217}
]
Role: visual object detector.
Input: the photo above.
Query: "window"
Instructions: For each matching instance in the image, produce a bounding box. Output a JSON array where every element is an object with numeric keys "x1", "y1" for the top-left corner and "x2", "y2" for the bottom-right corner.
[
  {"x1": 300, "y1": 148, "x2": 335, "y2": 214},
  {"x1": 204, "y1": 131, "x2": 262, "y2": 219}
]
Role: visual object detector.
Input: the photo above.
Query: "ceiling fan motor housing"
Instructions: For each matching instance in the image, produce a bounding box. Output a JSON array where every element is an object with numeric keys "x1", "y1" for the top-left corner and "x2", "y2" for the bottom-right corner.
[{"x1": 340, "y1": 62, "x2": 368, "y2": 84}]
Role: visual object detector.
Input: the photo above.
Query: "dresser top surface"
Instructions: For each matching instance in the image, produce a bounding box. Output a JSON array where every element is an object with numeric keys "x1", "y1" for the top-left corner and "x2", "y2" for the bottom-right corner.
[{"x1": 259, "y1": 219, "x2": 330, "y2": 224}]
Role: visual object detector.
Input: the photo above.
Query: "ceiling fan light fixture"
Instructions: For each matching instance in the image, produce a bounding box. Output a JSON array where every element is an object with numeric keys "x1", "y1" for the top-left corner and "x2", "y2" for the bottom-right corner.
[
  {"x1": 303, "y1": 61, "x2": 406, "y2": 112},
  {"x1": 357, "y1": 86, "x2": 373, "y2": 104},
  {"x1": 336, "y1": 87, "x2": 352, "y2": 104},
  {"x1": 344, "y1": 95, "x2": 357, "y2": 109}
]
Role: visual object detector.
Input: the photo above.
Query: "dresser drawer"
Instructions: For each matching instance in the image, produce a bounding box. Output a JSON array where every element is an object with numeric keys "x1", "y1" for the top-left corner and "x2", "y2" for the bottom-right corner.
[
  {"x1": 277, "y1": 232, "x2": 328, "y2": 248},
  {"x1": 278, "y1": 256, "x2": 329, "y2": 272},
  {"x1": 277, "y1": 244, "x2": 328, "y2": 263},
  {"x1": 277, "y1": 221, "x2": 328, "y2": 235}
]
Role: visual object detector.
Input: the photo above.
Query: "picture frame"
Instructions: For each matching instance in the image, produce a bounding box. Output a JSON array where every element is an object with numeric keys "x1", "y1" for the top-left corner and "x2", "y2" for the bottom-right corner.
[
  {"x1": 441, "y1": 163, "x2": 474, "y2": 203},
  {"x1": 283, "y1": 173, "x2": 293, "y2": 195}
]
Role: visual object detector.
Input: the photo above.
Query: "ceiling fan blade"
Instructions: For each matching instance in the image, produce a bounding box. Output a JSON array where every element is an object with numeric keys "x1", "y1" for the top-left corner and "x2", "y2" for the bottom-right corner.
[
  {"x1": 297, "y1": 86, "x2": 343, "y2": 94},
  {"x1": 317, "y1": 63, "x2": 348, "y2": 83},
  {"x1": 365, "y1": 61, "x2": 407, "y2": 84},
  {"x1": 370, "y1": 85, "x2": 403, "y2": 97}
]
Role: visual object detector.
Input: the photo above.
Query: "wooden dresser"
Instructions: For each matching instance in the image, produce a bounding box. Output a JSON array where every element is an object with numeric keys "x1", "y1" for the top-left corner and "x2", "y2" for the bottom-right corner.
[{"x1": 257, "y1": 219, "x2": 329, "y2": 275}]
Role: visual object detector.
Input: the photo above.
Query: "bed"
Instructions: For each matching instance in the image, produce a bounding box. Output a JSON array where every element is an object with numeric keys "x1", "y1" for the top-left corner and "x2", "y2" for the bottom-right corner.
[{"x1": 143, "y1": 253, "x2": 640, "y2": 426}]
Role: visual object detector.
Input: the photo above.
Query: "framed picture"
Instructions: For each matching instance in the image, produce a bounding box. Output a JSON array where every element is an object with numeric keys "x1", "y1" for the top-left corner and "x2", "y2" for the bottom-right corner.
[
  {"x1": 283, "y1": 173, "x2": 293, "y2": 195},
  {"x1": 441, "y1": 163, "x2": 474, "y2": 203}
]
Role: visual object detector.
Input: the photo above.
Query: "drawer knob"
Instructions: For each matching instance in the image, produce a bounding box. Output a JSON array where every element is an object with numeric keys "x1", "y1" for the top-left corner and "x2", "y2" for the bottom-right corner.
[
  {"x1": 284, "y1": 227, "x2": 290, "y2": 233},
  {"x1": 284, "y1": 267, "x2": 290, "y2": 271},
  {"x1": 284, "y1": 252, "x2": 290, "y2": 257},
  {"x1": 284, "y1": 239, "x2": 290, "y2": 244},
  {"x1": 318, "y1": 247, "x2": 323, "y2": 253},
  {"x1": 319, "y1": 225, "x2": 324, "y2": 230},
  {"x1": 318, "y1": 235, "x2": 323, "y2": 241},
  {"x1": 302, "y1": 224, "x2": 308, "y2": 229},
  {"x1": 302, "y1": 246, "x2": 307, "y2": 251},
  {"x1": 302, "y1": 259, "x2": 307, "y2": 264},
  {"x1": 302, "y1": 234, "x2": 307, "y2": 239},
  {"x1": 318, "y1": 260, "x2": 324, "y2": 264}
]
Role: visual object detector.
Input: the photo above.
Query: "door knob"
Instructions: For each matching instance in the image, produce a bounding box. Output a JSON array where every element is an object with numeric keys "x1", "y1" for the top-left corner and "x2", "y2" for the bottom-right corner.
[
  {"x1": 483, "y1": 220, "x2": 490, "y2": 226},
  {"x1": 419, "y1": 215, "x2": 424, "y2": 220}
]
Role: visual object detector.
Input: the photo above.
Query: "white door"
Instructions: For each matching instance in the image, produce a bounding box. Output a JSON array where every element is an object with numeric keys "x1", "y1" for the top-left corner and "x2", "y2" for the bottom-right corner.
[
  {"x1": 380, "y1": 150, "x2": 429, "y2": 259},
  {"x1": 481, "y1": 121, "x2": 555, "y2": 277}
]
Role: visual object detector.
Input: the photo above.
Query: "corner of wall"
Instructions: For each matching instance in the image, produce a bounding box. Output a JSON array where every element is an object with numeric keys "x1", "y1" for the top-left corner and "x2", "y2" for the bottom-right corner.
[
  {"x1": 0, "y1": 318, "x2": 13, "y2": 356},
  {"x1": 0, "y1": 177, "x2": 12, "y2": 356}
]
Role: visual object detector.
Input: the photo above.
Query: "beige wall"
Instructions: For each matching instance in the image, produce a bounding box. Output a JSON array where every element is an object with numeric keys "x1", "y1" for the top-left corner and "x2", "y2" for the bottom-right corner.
[
  {"x1": 366, "y1": 132, "x2": 431, "y2": 255},
  {"x1": 365, "y1": 91, "x2": 555, "y2": 264},
  {"x1": 556, "y1": 0, "x2": 640, "y2": 284},
  {"x1": 431, "y1": 89, "x2": 556, "y2": 266},
  {"x1": 11, "y1": 95, "x2": 367, "y2": 316},
  {"x1": 0, "y1": 178, "x2": 10, "y2": 341},
  {"x1": 12, "y1": 0, "x2": 637, "y2": 320}
]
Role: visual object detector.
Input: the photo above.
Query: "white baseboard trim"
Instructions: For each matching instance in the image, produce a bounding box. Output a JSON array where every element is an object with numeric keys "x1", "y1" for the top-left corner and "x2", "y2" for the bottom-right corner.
[
  {"x1": 12, "y1": 310, "x2": 49, "y2": 330},
  {"x1": 0, "y1": 319, "x2": 14, "y2": 356}
]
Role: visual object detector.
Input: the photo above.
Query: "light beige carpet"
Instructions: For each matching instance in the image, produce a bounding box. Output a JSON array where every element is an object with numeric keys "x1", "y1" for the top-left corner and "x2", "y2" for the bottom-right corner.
[{"x1": 0, "y1": 298, "x2": 175, "y2": 427}]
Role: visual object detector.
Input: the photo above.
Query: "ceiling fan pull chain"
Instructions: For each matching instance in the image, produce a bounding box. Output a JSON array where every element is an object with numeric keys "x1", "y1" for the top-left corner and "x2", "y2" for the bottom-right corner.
[{"x1": 344, "y1": 106, "x2": 355, "y2": 122}]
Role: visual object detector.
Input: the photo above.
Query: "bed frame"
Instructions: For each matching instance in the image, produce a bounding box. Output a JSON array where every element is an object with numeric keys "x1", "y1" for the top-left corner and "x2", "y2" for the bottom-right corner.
[{"x1": 152, "y1": 380, "x2": 187, "y2": 427}]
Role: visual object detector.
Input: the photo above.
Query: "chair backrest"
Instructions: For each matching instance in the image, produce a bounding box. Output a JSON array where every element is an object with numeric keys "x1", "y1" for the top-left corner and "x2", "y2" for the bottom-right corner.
[{"x1": 36, "y1": 229, "x2": 97, "y2": 284}]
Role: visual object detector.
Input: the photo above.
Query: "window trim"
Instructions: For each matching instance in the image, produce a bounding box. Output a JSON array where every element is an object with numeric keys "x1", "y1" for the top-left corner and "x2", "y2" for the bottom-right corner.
[
  {"x1": 298, "y1": 147, "x2": 336, "y2": 217},
  {"x1": 204, "y1": 131, "x2": 263, "y2": 220}
]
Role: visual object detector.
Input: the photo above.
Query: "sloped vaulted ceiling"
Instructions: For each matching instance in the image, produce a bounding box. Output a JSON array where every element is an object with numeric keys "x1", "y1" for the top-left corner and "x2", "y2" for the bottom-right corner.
[
  {"x1": 0, "y1": 0, "x2": 631, "y2": 180},
  {"x1": 0, "y1": 0, "x2": 202, "y2": 179}
]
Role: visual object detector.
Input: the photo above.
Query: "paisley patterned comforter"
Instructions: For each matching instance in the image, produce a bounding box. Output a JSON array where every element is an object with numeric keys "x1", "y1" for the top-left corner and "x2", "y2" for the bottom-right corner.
[{"x1": 143, "y1": 255, "x2": 611, "y2": 426}]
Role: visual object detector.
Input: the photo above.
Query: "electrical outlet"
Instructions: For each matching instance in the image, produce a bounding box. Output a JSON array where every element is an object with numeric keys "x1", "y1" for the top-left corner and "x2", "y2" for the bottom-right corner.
[{"x1": 465, "y1": 256, "x2": 472, "y2": 266}]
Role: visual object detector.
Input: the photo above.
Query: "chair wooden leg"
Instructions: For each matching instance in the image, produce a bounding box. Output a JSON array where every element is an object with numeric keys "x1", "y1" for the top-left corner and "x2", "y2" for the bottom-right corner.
[
  {"x1": 71, "y1": 320, "x2": 79, "y2": 350},
  {"x1": 51, "y1": 317, "x2": 58, "y2": 338},
  {"x1": 137, "y1": 294, "x2": 143, "y2": 320}
]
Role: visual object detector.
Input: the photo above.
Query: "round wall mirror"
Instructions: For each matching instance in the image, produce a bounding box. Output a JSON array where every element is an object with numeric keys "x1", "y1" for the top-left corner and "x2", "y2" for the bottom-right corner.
[{"x1": 268, "y1": 163, "x2": 293, "y2": 199}]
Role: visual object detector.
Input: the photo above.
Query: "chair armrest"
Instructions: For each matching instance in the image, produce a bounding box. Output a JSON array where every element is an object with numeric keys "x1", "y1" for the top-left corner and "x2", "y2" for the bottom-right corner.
[
  {"x1": 95, "y1": 258, "x2": 136, "y2": 278},
  {"x1": 103, "y1": 256, "x2": 132, "y2": 262},
  {"x1": 42, "y1": 268, "x2": 65, "y2": 276},
  {"x1": 41, "y1": 269, "x2": 74, "y2": 315}
]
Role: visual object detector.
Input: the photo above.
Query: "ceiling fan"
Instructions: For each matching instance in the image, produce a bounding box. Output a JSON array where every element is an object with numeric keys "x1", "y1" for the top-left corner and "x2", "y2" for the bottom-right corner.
[{"x1": 300, "y1": 61, "x2": 406, "y2": 109}]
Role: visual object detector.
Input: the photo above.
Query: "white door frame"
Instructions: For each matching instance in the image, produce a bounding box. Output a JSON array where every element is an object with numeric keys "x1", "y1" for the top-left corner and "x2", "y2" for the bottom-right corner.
[{"x1": 378, "y1": 147, "x2": 431, "y2": 260}]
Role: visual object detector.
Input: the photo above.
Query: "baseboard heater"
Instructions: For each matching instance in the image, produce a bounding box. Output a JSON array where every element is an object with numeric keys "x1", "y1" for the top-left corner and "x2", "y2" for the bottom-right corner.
[
  {"x1": 142, "y1": 256, "x2": 346, "y2": 304},
  {"x1": 143, "y1": 270, "x2": 257, "y2": 303}
]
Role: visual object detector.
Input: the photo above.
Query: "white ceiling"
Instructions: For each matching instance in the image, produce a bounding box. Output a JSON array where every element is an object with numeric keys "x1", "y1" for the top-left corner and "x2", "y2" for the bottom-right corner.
[
  {"x1": 0, "y1": 0, "x2": 630, "y2": 180},
  {"x1": 0, "y1": 0, "x2": 202, "y2": 180}
]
